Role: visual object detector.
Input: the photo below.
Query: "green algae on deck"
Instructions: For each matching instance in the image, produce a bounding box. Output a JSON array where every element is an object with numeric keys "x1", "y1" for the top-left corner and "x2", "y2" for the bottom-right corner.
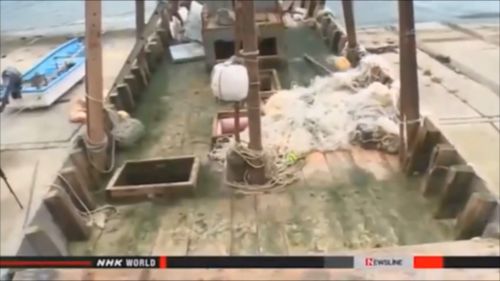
[{"x1": 70, "y1": 24, "x2": 457, "y2": 256}]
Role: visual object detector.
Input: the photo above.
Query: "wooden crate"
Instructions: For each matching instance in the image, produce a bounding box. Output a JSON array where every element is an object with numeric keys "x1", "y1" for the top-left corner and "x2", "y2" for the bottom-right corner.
[{"x1": 106, "y1": 156, "x2": 200, "y2": 200}]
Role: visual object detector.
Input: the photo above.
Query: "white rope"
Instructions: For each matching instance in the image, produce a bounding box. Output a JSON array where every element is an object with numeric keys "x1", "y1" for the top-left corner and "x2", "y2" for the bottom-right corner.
[
  {"x1": 224, "y1": 142, "x2": 299, "y2": 194},
  {"x1": 83, "y1": 133, "x2": 116, "y2": 174},
  {"x1": 82, "y1": 105, "x2": 120, "y2": 174}
]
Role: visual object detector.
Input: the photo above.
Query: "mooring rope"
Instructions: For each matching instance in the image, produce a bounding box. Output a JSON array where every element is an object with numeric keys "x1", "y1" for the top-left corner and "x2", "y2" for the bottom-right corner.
[
  {"x1": 51, "y1": 173, "x2": 118, "y2": 228},
  {"x1": 224, "y1": 142, "x2": 300, "y2": 195}
]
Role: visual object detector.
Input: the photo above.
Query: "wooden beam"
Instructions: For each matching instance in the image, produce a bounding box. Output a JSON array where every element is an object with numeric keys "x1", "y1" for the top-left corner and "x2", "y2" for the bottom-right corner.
[
  {"x1": 456, "y1": 192, "x2": 498, "y2": 239},
  {"x1": 69, "y1": 148, "x2": 100, "y2": 189},
  {"x1": 307, "y1": 0, "x2": 317, "y2": 18},
  {"x1": 404, "y1": 118, "x2": 441, "y2": 175},
  {"x1": 107, "y1": 2, "x2": 166, "y2": 97},
  {"x1": 434, "y1": 165, "x2": 475, "y2": 219},
  {"x1": 341, "y1": 0, "x2": 358, "y2": 66},
  {"x1": 116, "y1": 84, "x2": 136, "y2": 112},
  {"x1": 44, "y1": 189, "x2": 90, "y2": 241},
  {"x1": 398, "y1": 0, "x2": 420, "y2": 165},
  {"x1": 24, "y1": 225, "x2": 66, "y2": 256},
  {"x1": 59, "y1": 167, "x2": 96, "y2": 211},
  {"x1": 135, "y1": 0, "x2": 151, "y2": 81},
  {"x1": 85, "y1": 0, "x2": 107, "y2": 170},
  {"x1": 237, "y1": 0, "x2": 266, "y2": 184},
  {"x1": 420, "y1": 143, "x2": 460, "y2": 197}
]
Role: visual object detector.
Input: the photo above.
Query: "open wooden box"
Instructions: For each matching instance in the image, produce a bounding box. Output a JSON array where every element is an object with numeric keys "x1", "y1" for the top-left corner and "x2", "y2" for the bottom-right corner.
[{"x1": 106, "y1": 156, "x2": 200, "y2": 200}]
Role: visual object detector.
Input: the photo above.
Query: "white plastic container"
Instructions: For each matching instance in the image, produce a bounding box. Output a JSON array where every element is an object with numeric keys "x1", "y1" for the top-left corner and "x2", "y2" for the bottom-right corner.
[{"x1": 211, "y1": 61, "x2": 249, "y2": 102}]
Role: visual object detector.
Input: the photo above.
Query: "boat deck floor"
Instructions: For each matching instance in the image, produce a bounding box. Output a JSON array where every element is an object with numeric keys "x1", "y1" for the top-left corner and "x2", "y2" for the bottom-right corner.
[{"x1": 70, "y1": 27, "x2": 455, "y2": 256}]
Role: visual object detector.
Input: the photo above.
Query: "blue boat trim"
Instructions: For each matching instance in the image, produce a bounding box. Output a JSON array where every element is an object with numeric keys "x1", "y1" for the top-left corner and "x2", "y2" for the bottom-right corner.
[{"x1": 21, "y1": 37, "x2": 85, "y2": 95}]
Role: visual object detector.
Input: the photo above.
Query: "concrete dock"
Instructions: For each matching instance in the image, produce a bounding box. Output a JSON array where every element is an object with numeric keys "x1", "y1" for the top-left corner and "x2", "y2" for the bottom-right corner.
[{"x1": 0, "y1": 31, "x2": 135, "y2": 256}]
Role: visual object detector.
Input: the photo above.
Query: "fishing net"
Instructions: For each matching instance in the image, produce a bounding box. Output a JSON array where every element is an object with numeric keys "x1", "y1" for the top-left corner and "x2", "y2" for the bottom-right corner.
[{"x1": 209, "y1": 54, "x2": 402, "y2": 190}]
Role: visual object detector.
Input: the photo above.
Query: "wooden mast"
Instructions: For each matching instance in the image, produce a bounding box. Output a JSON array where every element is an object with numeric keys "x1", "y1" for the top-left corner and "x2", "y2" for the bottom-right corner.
[
  {"x1": 136, "y1": 0, "x2": 150, "y2": 81},
  {"x1": 84, "y1": 0, "x2": 107, "y2": 169},
  {"x1": 341, "y1": 0, "x2": 358, "y2": 66},
  {"x1": 398, "y1": 0, "x2": 420, "y2": 163},
  {"x1": 233, "y1": 2, "x2": 243, "y2": 143},
  {"x1": 237, "y1": 0, "x2": 266, "y2": 184}
]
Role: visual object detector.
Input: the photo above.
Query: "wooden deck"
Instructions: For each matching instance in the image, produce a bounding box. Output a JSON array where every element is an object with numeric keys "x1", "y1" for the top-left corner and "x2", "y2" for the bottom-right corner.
[{"x1": 70, "y1": 30, "x2": 456, "y2": 255}]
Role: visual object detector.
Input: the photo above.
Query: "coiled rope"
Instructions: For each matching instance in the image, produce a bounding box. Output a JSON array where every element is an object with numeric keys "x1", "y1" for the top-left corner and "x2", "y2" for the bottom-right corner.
[{"x1": 224, "y1": 142, "x2": 300, "y2": 194}]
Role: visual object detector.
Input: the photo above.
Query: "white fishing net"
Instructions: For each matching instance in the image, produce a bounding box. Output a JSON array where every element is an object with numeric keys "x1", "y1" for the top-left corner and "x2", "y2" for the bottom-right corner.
[{"x1": 209, "y1": 54, "x2": 401, "y2": 165}]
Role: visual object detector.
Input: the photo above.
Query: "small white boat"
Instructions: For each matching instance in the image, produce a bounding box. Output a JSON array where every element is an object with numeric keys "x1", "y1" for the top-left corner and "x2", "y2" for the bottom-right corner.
[{"x1": 1, "y1": 37, "x2": 86, "y2": 109}]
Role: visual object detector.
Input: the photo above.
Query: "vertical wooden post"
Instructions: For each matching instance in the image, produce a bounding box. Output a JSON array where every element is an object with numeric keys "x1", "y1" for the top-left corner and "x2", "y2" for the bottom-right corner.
[
  {"x1": 307, "y1": 0, "x2": 317, "y2": 18},
  {"x1": 341, "y1": 0, "x2": 358, "y2": 66},
  {"x1": 398, "y1": 0, "x2": 420, "y2": 165},
  {"x1": 233, "y1": 2, "x2": 243, "y2": 143},
  {"x1": 237, "y1": 0, "x2": 266, "y2": 184},
  {"x1": 85, "y1": 0, "x2": 107, "y2": 170},
  {"x1": 136, "y1": 0, "x2": 150, "y2": 81}
]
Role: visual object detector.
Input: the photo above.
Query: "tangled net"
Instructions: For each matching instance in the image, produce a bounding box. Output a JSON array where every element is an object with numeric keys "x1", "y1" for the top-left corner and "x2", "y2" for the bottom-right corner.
[{"x1": 209, "y1": 54, "x2": 401, "y2": 192}]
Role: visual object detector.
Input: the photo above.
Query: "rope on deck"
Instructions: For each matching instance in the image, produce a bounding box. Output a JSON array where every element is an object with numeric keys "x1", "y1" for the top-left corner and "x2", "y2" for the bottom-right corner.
[{"x1": 224, "y1": 142, "x2": 300, "y2": 194}]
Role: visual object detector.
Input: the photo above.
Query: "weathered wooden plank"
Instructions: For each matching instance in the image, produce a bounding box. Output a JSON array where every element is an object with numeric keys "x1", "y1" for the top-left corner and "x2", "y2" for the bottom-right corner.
[
  {"x1": 256, "y1": 191, "x2": 291, "y2": 255},
  {"x1": 24, "y1": 225, "x2": 65, "y2": 256},
  {"x1": 456, "y1": 192, "x2": 498, "y2": 239},
  {"x1": 124, "y1": 74, "x2": 140, "y2": 101},
  {"x1": 434, "y1": 164, "x2": 475, "y2": 219},
  {"x1": 92, "y1": 202, "x2": 159, "y2": 255},
  {"x1": 157, "y1": 28, "x2": 169, "y2": 48},
  {"x1": 145, "y1": 48, "x2": 157, "y2": 72},
  {"x1": 151, "y1": 199, "x2": 192, "y2": 255},
  {"x1": 59, "y1": 167, "x2": 96, "y2": 211},
  {"x1": 324, "y1": 150, "x2": 354, "y2": 185},
  {"x1": 69, "y1": 148, "x2": 99, "y2": 190},
  {"x1": 286, "y1": 174, "x2": 345, "y2": 254},
  {"x1": 349, "y1": 147, "x2": 392, "y2": 181},
  {"x1": 230, "y1": 194, "x2": 259, "y2": 255},
  {"x1": 421, "y1": 166, "x2": 449, "y2": 197},
  {"x1": 131, "y1": 65, "x2": 147, "y2": 92},
  {"x1": 346, "y1": 148, "x2": 401, "y2": 248},
  {"x1": 426, "y1": 143, "x2": 460, "y2": 169},
  {"x1": 187, "y1": 197, "x2": 232, "y2": 255},
  {"x1": 404, "y1": 118, "x2": 442, "y2": 175},
  {"x1": 107, "y1": 1, "x2": 167, "y2": 95},
  {"x1": 44, "y1": 189, "x2": 90, "y2": 241},
  {"x1": 302, "y1": 152, "x2": 333, "y2": 187},
  {"x1": 108, "y1": 92, "x2": 124, "y2": 111},
  {"x1": 116, "y1": 83, "x2": 135, "y2": 112}
]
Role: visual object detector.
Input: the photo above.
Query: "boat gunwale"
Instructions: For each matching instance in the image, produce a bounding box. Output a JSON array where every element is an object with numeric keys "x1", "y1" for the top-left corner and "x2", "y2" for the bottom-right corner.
[{"x1": 21, "y1": 37, "x2": 85, "y2": 94}]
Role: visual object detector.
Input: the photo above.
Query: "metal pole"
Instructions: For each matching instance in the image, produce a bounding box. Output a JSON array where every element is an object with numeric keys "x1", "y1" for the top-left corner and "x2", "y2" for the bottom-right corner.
[
  {"x1": 237, "y1": 0, "x2": 266, "y2": 184},
  {"x1": 398, "y1": 0, "x2": 420, "y2": 163},
  {"x1": 85, "y1": 0, "x2": 107, "y2": 170},
  {"x1": 341, "y1": 0, "x2": 359, "y2": 66},
  {"x1": 0, "y1": 167, "x2": 23, "y2": 210}
]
